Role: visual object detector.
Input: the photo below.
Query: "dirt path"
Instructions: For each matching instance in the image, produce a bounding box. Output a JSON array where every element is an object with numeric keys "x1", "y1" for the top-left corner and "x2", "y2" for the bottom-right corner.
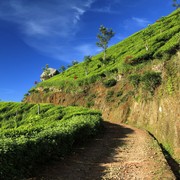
[{"x1": 31, "y1": 122, "x2": 175, "y2": 180}]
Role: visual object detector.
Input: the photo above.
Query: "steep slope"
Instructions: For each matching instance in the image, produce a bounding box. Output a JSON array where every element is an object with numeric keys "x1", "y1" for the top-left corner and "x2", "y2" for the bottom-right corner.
[{"x1": 25, "y1": 9, "x2": 180, "y2": 162}]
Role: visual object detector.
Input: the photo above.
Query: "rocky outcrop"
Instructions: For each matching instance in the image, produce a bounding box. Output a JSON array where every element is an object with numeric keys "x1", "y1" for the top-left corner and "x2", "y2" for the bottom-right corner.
[{"x1": 40, "y1": 68, "x2": 59, "y2": 81}]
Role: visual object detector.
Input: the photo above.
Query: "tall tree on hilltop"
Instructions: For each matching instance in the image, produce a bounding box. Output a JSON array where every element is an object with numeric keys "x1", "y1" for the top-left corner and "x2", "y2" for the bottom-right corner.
[
  {"x1": 42, "y1": 64, "x2": 50, "y2": 77},
  {"x1": 96, "y1": 25, "x2": 115, "y2": 62},
  {"x1": 59, "y1": 65, "x2": 66, "y2": 73},
  {"x1": 72, "y1": 60, "x2": 79, "y2": 66}
]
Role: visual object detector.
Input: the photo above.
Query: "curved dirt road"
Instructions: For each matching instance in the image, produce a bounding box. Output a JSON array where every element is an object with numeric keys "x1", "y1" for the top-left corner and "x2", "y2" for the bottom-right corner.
[{"x1": 32, "y1": 122, "x2": 175, "y2": 180}]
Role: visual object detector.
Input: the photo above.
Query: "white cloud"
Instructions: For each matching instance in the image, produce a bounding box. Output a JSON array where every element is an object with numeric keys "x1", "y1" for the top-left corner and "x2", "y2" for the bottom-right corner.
[
  {"x1": 0, "y1": 0, "x2": 96, "y2": 62},
  {"x1": 0, "y1": 0, "x2": 94, "y2": 38},
  {"x1": 75, "y1": 44, "x2": 101, "y2": 56},
  {"x1": 90, "y1": 1, "x2": 120, "y2": 14},
  {"x1": 72, "y1": 6, "x2": 86, "y2": 14},
  {"x1": 123, "y1": 16, "x2": 151, "y2": 31},
  {"x1": 132, "y1": 17, "x2": 150, "y2": 27}
]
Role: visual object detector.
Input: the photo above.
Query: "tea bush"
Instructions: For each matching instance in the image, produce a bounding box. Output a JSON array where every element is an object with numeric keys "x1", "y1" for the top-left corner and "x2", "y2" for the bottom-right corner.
[
  {"x1": 128, "y1": 74, "x2": 141, "y2": 88},
  {"x1": 103, "y1": 78, "x2": 117, "y2": 88},
  {"x1": 141, "y1": 72, "x2": 162, "y2": 94},
  {"x1": 0, "y1": 102, "x2": 102, "y2": 180}
]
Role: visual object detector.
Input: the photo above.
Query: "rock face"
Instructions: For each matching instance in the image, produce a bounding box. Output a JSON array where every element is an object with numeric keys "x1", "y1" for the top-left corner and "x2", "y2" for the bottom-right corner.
[{"x1": 40, "y1": 68, "x2": 59, "y2": 81}]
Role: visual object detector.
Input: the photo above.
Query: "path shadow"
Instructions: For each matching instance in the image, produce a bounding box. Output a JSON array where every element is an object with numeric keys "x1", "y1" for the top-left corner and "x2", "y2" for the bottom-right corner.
[
  {"x1": 30, "y1": 121, "x2": 134, "y2": 180},
  {"x1": 159, "y1": 144, "x2": 180, "y2": 179}
]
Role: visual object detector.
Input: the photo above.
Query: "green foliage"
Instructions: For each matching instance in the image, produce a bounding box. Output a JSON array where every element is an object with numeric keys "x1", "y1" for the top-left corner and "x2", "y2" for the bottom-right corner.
[
  {"x1": 86, "y1": 94, "x2": 96, "y2": 107},
  {"x1": 59, "y1": 65, "x2": 66, "y2": 73},
  {"x1": 128, "y1": 74, "x2": 141, "y2": 88},
  {"x1": 103, "y1": 78, "x2": 117, "y2": 88},
  {"x1": 141, "y1": 72, "x2": 162, "y2": 94},
  {"x1": 43, "y1": 87, "x2": 50, "y2": 93},
  {"x1": 164, "y1": 57, "x2": 180, "y2": 95},
  {"x1": 96, "y1": 25, "x2": 115, "y2": 61},
  {"x1": 116, "y1": 91, "x2": 123, "y2": 97},
  {"x1": 106, "y1": 90, "x2": 114, "y2": 102},
  {"x1": 166, "y1": 77, "x2": 174, "y2": 95},
  {"x1": 42, "y1": 64, "x2": 50, "y2": 77},
  {"x1": 86, "y1": 101, "x2": 95, "y2": 108},
  {"x1": 0, "y1": 102, "x2": 102, "y2": 179},
  {"x1": 128, "y1": 72, "x2": 162, "y2": 95},
  {"x1": 28, "y1": 88, "x2": 38, "y2": 94},
  {"x1": 84, "y1": 55, "x2": 92, "y2": 64},
  {"x1": 23, "y1": 93, "x2": 29, "y2": 98},
  {"x1": 84, "y1": 56, "x2": 92, "y2": 75},
  {"x1": 72, "y1": 60, "x2": 79, "y2": 66},
  {"x1": 118, "y1": 91, "x2": 134, "y2": 104}
]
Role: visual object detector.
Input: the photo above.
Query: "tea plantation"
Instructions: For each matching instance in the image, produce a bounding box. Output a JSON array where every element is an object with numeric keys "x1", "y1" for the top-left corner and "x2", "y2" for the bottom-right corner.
[
  {"x1": 30, "y1": 9, "x2": 180, "y2": 93},
  {"x1": 0, "y1": 102, "x2": 102, "y2": 179}
]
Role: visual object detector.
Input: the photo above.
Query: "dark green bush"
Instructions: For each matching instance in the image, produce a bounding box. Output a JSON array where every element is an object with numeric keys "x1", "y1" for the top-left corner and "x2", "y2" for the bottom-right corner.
[
  {"x1": 116, "y1": 91, "x2": 123, "y2": 97},
  {"x1": 106, "y1": 91, "x2": 114, "y2": 102},
  {"x1": 43, "y1": 88, "x2": 49, "y2": 93},
  {"x1": 128, "y1": 74, "x2": 141, "y2": 88},
  {"x1": 86, "y1": 101, "x2": 95, "y2": 108},
  {"x1": 88, "y1": 75, "x2": 99, "y2": 84},
  {"x1": 103, "y1": 78, "x2": 117, "y2": 88},
  {"x1": 141, "y1": 72, "x2": 162, "y2": 94}
]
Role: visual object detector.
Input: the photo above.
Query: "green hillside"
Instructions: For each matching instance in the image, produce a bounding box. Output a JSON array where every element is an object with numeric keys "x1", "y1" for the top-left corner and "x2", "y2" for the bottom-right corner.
[
  {"x1": 24, "y1": 9, "x2": 180, "y2": 164},
  {"x1": 0, "y1": 8, "x2": 179, "y2": 180},
  {"x1": 0, "y1": 102, "x2": 102, "y2": 179},
  {"x1": 27, "y1": 9, "x2": 179, "y2": 94}
]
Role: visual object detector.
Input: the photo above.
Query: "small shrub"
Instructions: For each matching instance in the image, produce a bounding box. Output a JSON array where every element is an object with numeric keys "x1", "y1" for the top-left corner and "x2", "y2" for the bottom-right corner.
[
  {"x1": 110, "y1": 68, "x2": 118, "y2": 73},
  {"x1": 43, "y1": 88, "x2": 49, "y2": 93},
  {"x1": 86, "y1": 101, "x2": 95, "y2": 107},
  {"x1": 166, "y1": 77, "x2": 174, "y2": 95},
  {"x1": 106, "y1": 90, "x2": 114, "y2": 102},
  {"x1": 28, "y1": 89, "x2": 37, "y2": 94},
  {"x1": 88, "y1": 75, "x2": 99, "y2": 84},
  {"x1": 91, "y1": 94, "x2": 96, "y2": 98},
  {"x1": 103, "y1": 78, "x2": 117, "y2": 88},
  {"x1": 87, "y1": 94, "x2": 96, "y2": 102},
  {"x1": 116, "y1": 91, "x2": 123, "y2": 97},
  {"x1": 162, "y1": 53, "x2": 171, "y2": 60},
  {"x1": 119, "y1": 91, "x2": 134, "y2": 104},
  {"x1": 141, "y1": 72, "x2": 162, "y2": 94},
  {"x1": 24, "y1": 93, "x2": 29, "y2": 97},
  {"x1": 128, "y1": 74, "x2": 141, "y2": 88},
  {"x1": 100, "y1": 73, "x2": 106, "y2": 78}
]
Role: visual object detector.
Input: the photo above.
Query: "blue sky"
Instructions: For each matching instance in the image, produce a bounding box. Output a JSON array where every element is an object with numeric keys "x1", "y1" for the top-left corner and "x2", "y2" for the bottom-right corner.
[{"x1": 0, "y1": 0, "x2": 176, "y2": 102}]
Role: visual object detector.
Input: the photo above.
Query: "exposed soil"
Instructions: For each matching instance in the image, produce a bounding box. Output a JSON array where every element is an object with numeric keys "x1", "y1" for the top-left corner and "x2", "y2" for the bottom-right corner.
[{"x1": 29, "y1": 121, "x2": 175, "y2": 180}]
